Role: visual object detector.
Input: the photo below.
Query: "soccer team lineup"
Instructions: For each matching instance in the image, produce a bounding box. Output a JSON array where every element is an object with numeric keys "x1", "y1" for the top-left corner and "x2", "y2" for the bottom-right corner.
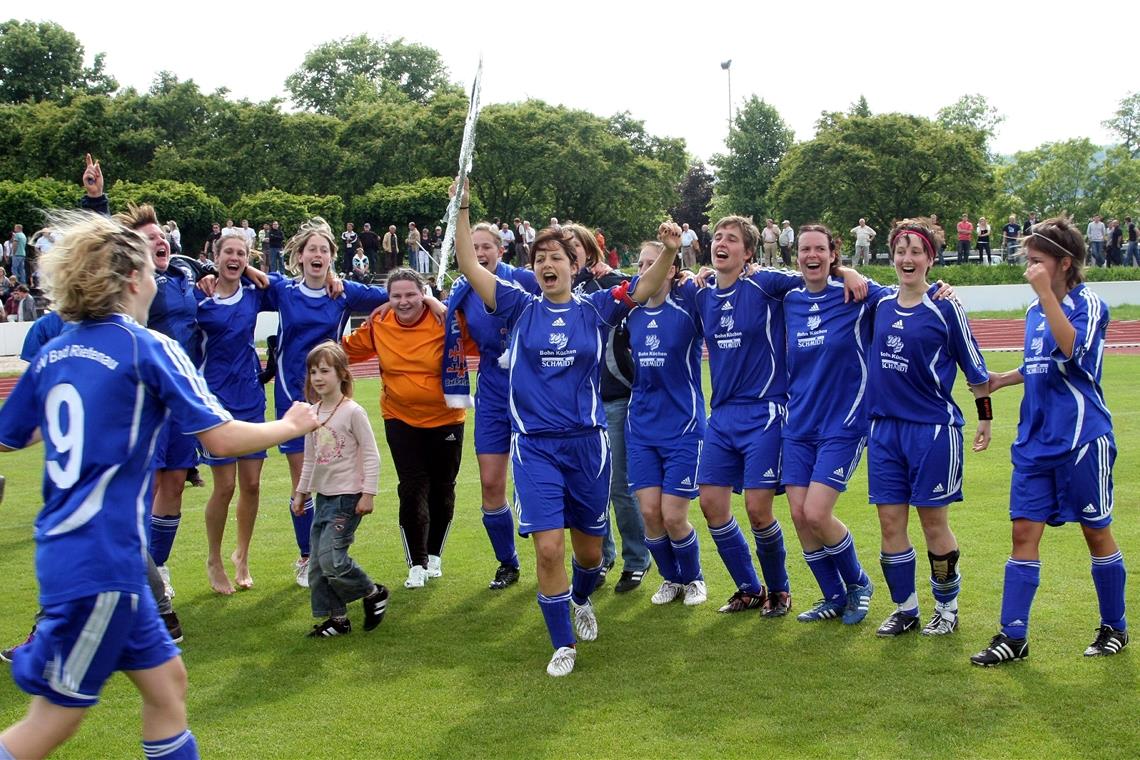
[{"x1": 0, "y1": 155, "x2": 1129, "y2": 759}]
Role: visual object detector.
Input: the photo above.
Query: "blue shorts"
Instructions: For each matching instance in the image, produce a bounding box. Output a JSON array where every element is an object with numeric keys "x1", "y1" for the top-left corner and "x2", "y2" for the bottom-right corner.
[
  {"x1": 627, "y1": 433, "x2": 702, "y2": 498},
  {"x1": 698, "y1": 402, "x2": 784, "y2": 490},
  {"x1": 782, "y1": 435, "x2": 867, "y2": 492},
  {"x1": 199, "y1": 408, "x2": 267, "y2": 466},
  {"x1": 275, "y1": 386, "x2": 306, "y2": 455},
  {"x1": 154, "y1": 419, "x2": 200, "y2": 471},
  {"x1": 1010, "y1": 435, "x2": 1115, "y2": 527},
  {"x1": 474, "y1": 378, "x2": 511, "y2": 455},
  {"x1": 511, "y1": 429, "x2": 611, "y2": 536},
  {"x1": 868, "y1": 418, "x2": 963, "y2": 507},
  {"x1": 11, "y1": 591, "x2": 179, "y2": 708}
]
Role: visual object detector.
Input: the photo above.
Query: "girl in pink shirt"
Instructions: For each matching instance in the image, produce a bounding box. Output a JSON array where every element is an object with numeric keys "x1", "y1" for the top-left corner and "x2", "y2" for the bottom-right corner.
[{"x1": 295, "y1": 342, "x2": 389, "y2": 636}]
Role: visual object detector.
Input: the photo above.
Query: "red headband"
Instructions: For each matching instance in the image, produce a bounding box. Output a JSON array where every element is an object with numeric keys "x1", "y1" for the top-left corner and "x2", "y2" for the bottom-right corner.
[{"x1": 891, "y1": 229, "x2": 935, "y2": 257}]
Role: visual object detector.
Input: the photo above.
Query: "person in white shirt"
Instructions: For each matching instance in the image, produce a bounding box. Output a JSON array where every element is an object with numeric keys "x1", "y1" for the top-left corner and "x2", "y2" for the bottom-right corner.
[
  {"x1": 1086, "y1": 215, "x2": 1107, "y2": 267},
  {"x1": 680, "y1": 223, "x2": 699, "y2": 269},
  {"x1": 779, "y1": 220, "x2": 794, "y2": 265},
  {"x1": 850, "y1": 218, "x2": 877, "y2": 266}
]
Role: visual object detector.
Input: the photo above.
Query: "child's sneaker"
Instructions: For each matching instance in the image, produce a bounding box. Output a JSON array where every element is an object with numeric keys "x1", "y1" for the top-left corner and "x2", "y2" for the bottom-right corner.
[
  {"x1": 363, "y1": 584, "x2": 390, "y2": 631},
  {"x1": 307, "y1": 617, "x2": 351, "y2": 638}
]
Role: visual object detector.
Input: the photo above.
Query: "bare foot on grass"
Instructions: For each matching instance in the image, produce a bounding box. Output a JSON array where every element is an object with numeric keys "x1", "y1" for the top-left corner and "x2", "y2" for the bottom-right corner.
[
  {"x1": 207, "y1": 559, "x2": 235, "y2": 595},
  {"x1": 232, "y1": 551, "x2": 254, "y2": 590}
]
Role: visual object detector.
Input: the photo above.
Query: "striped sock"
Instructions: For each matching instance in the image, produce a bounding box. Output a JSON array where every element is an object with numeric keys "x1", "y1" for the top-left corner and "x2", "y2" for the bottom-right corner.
[
  {"x1": 805, "y1": 548, "x2": 845, "y2": 602},
  {"x1": 752, "y1": 521, "x2": 790, "y2": 594},
  {"x1": 570, "y1": 557, "x2": 603, "y2": 605},
  {"x1": 671, "y1": 529, "x2": 704, "y2": 584},
  {"x1": 825, "y1": 531, "x2": 869, "y2": 588},
  {"x1": 1000, "y1": 558, "x2": 1040, "y2": 639},
  {"x1": 1091, "y1": 551, "x2": 1127, "y2": 630},
  {"x1": 148, "y1": 514, "x2": 181, "y2": 566},
  {"x1": 709, "y1": 517, "x2": 762, "y2": 593},
  {"x1": 142, "y1": 729, "x2": 199, "y2": 759},
  {"x1": 481, "y1": 505, "x2": 518, "y2": 567},
  {"x1": 537, "y1": 591, "x2": 575, "y2": 649},
  {"x1": 880, "y1": 547, "x2": 919, "y2": 616},
  {"x1": 645, "y1": 534, "x2": 681, "y2": 583}
]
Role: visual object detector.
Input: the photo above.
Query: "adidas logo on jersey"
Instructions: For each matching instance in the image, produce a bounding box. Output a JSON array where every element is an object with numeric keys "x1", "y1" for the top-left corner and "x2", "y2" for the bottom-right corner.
[
  {"x1": 551, "y1": 317, "x2": 566, "y2": 327},
  {"x1": 809, "y1": 303, "x2": 820, "y2": 312},
  {"x1": 833, "y1": 467, "x2": 846, "y2": 477},
  {"x1": 933, "y1": 483, "x2": 945, "y2": 493},
  {"x1": 1083, "y1": 504, "x2": 1097, "y2": 514},
  {"x1": 721, "y1": 301, "x2": 733, "y2": 311},
  {"x1": 1036, "y1": 321, "x2": 1046, "y2": 331},
  {"x1": 681, "y1": 476, "x2": 692, "y2": 486},
  {"x1": 763, "y1": 468, "x2": 775, "y2": 478},
  {"x1": 445, "y1": 434, "x2": 457, "y2": 441},
  {"x1": 647, "y1": 319, "x2": 658, "y2": 328},
  {"x1": 891, "y1": 319, "x2": 904, "y2": 329}
]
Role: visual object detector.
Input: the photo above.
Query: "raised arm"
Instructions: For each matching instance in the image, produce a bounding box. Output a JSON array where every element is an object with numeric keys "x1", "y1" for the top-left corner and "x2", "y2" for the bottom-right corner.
[
  {"x1": 1026, "y1": 263, "x2": 1076, "y2": 358},
  {"x1": 451, "y1": 179, "x2": 498, "y2": 310},
  {"x1": 631, "y1": 222, "x2": 684, "y2": 304}
]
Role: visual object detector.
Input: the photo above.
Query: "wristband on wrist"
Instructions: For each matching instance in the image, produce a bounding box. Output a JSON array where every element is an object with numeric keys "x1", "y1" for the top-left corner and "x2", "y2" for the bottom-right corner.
[
  {"x1": 459, "y1": 205, "x2": 470, "y2": 210},
  {"x1": 975, "y1": 396, "x2": 993, "y2": 421}
]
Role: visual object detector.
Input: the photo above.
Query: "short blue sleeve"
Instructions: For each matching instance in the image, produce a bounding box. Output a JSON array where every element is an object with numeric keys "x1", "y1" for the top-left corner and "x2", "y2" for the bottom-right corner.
[
  {"x1": 0, "y1": 370, "x2": 40, "y2": 448},
  {"x1": 490, "y1": 278, "x2": 536, "y2": 328},
  {"x1": 343, "y1": 280, "x2": 389, "y2": 313},
  {"x1": 141, "y1": 332, "x2": 233, "y2": 434}
]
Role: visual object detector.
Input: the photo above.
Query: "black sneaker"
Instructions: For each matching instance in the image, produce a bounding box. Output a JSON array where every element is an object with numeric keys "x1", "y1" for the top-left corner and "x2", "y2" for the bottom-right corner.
[
  {"x1": 717, "y1": 588, "x2": 767, "y2": 613},
  {"x1": 971, "y1": 632, "x2": 1029, "y2": 666},
  {"x1": 308, "y1": 617, "x2": 352, "y2": 638},
  {"x1": 1084, "y1": 625, "x2": 1129, "y2": 657},
  {"x1": 362, "y1": 585, "x2": 389, "y2": 631},
  {"x1": 876, "y1": 610, "x2": 920, "y2": 637},
  {"x1": 489, "y1": 564, "x2": 520, "y2": 590},
  {"x1": 761, "y1": 591, "x2": 792, "y2": 617},
  {"x1": 0, "y1": 623, "x2": 37, "y2": 664},
  {"x1": 161, "y1": 612, "x2": 184, "y2": 644},
  {"x1": 594, "y1": 560, "x2": 615, "y2": 591},
  {"x1": 614, "y1": 568, "x2": 648, "y2": 594}
]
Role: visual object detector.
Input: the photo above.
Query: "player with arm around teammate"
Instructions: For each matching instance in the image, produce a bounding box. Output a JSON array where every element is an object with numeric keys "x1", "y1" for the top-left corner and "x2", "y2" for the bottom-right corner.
[
  {"x1": 971, "y1": 218, "x2": 1128, "y2": 666},
  {"x1": 868, "y1": 219, "x2": 991, "y2": 640},
  {"x1": 453, "y1": 180, "x2": 679, "y2": 676},
  {"x1": 0, "y1": 211, "x2": 316, "y2": 760}
]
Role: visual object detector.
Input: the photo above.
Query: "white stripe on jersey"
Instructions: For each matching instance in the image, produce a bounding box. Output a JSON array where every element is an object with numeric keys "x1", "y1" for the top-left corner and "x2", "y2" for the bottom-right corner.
[
  {"x1": 56, "y1": 591, "x2": 120, "y2": 695},
  {"x1": 946, "y1": 297, "x2": 984, "y2": 370},
  {"x1": 926, "y1": 346, "x2": 956, "y2": 425},
  {"x1": 1078, "y1": 287, "x2": 1101, "y2": 355},
  {"x1": 154, "y1": 331, "x2": 230, "y2": 423},
  {"x1": 843, "y1": 305, "x2": 870, "y2": 427},
  {"x1": 664, "y1": 295, "x2": 702, "y2": 435},
  {"x1": 45, "y1": 464, "x2": 122, "y2": 536},
  {"x1": 743, "y1": 278, "x2": 778, "y2": 400},
  {"x1": 596, "y1": 429, "x2": 610, "y2": 479},
  {"x1": 1060, "y1": 372, "x2": 1086, "y2": 451},
  {"x1": 128, "y1": 382, "x2": 145, "y2": 449}
]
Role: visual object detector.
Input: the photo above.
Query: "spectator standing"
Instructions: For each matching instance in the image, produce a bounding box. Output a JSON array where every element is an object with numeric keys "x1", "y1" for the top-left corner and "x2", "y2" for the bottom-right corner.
[
  {"x1": 929, "y1": 214, "x2": 946, "y2": 266},
  {"x1": 500, "y1": 222, "x2": 516, "y2": 265},
  {"x1": 240, "y1": 219, "x2": 257, "y2": 249},
  {"x1": 850, "y1": 218, "x2": 876, "y2": 266},
  {"x1": 1002, "y1": 215, "x2": 1021, "y2": 259},
  {"x1": 221, "y1": 219, "x2": 237, "y2": 238},
  {"x1": 383, "y1": 224, "x2": 400, "y2": 270},
  {"x1": 341, "y1": 222, "x2": 359, "y2": 276},
  {"x1": 680, "y1": 223, "x2": 698, "y2": 270},
  {"x1": 358, "y1": 222, "x2": 381, "y2": 274},
  {"x1": 761, "y1": 219, "x2": 780, "y2": 266},
  {"x1": 5, "y1": 284, "x2": 35, "y2": 322},
  {"x1": 267, "y1": 220, "x2": 286, "y2": 274},
  {"x1": 779, "y1": 220, "x2": 794, "y2": 265},
  {"x1": 1086, "y1": 215, "x2": 1107, "y2": 267},
  {"x1": 204, "y1": 222, "x2": 222, "y2": 261},
  {"x1": 1023, "y1": 211, "x2": 1039, "y2": 235},
  {"x1": 1125, "y1": 217, "x2": 1139, "y2": 267},
  {"x1": 956, "y1": 214, "x2": 974, "y2": 265},
  {"x1": 1106, "y1": 219, "x2": 1123, "y2": 267},
  {"x1": 514, "y1": 218, "x2": 528, "y2": 266},
  {"x1": 10, "y1": 224, "x2": 27, "y2": 284},
  {"x1": 699, "y1": 223, "x2": 712, "y2": 265},
  {"x1": 976, "y1": 217, "x2": 992, "y2": 264},
  {"x1": 258, "y1": 223, "x2": 269, "y2": 252},
  {"x1": 407, "y1": 223, "x2": 424, "y2": 274}
]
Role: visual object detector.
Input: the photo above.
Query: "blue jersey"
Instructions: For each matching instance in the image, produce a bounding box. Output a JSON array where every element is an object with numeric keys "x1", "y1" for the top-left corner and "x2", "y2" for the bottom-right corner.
[
  {"x1": 867, "y1": 285, "x2": 988, "y2": 426},
  {"x1": 626, "y1": 280, "x2": 705, "y2": 445},
  {"x1": 0, "y1": 315, "x2": 231, "y2": 606},
  {"x1": 695, "y1": 270, "x2": 799, "y2": 408},
  {"x1": 148, "y1": 259, "x2": 200, "y2": 364},
  {"x1": 266, "y1": 279, "x2": 388, "y2": 410},
  {"x1": 20, "y1": 311, "x2": 68, "y2": 362},
  {"x1": 196, "y1": 276, "x2": 278, "y2": 417},
  {"x1": 457, "y1": 263, "x2": 539, "y2": 402},
  {"x1": 493, "y1": 279, "x2": 627, "y2": 435},
  {"x1": 1013, "y1": 284, "x2": 1112, "y2": 470},
  {"x1": 784, "y1": 279, "x2": 891, "y2": 440}
]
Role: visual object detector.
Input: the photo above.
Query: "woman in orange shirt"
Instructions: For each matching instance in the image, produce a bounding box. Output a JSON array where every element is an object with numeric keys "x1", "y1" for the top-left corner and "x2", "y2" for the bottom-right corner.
[{"x1": 343, "y1": 268, "x2": 468, "y2": 589}]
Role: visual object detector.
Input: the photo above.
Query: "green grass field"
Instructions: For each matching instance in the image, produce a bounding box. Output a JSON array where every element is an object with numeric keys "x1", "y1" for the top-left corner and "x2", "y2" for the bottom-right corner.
[{"x1": 0, "y1": 353, "x2": 1137, "y2": 758}]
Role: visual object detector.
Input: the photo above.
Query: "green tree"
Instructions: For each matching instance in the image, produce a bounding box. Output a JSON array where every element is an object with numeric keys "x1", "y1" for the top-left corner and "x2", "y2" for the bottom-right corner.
[
  {"x1": 849, "y1": 95, "x2": 871, "y2": 117},
  {"x1": 107, "y1": 179, "x2": 226, "y2": 251},
  {"x1": 937, "y1": 94, "x2": 1004, "y2": 158},
  {"x1": 992, "y1": 138, "x2": 1102, "y2": 223},
  {"x1": 1103, "y1": 91, "x2": 1140, "y2": 158},
  {"x1": 351, "y1": 178, "x2": 479, "y2": 234},
  {"x1": 668, "y1": 162, "x2": 714, "y2": 228},
  {"x1": 0, "y1": 177, "x2": 76, "y2": 234},
  {"x1": 710, "y1": 96, "x2": 794, "y2": 221},
  {"x1": 770, "y1": 112, "x2": 992, "y2": 237},
  {"x1": 230, "y1": 189, "x2": 345, "y2": 236},
  {"x1": 0, "y1": 20, "x2": 116, "y2": 102},
  {"x1": 285, "y1": 35, "x2": 452, "y2": 115}
]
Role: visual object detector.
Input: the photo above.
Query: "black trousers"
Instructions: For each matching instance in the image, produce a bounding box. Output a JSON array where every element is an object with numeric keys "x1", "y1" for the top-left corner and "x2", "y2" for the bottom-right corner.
[{"x1": 384, "y1": 417, "x2": 464, "y2": 567}]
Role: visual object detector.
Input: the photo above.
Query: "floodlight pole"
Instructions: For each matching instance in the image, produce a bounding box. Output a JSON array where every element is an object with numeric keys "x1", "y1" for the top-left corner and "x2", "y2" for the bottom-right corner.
[{"x1": 721, "y1": 59, "x2": 733, "y2": 140}]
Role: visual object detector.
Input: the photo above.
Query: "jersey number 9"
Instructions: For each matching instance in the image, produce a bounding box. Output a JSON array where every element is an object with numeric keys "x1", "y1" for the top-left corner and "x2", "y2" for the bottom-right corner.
[{"x1": 46, "y1": 383, "x2": 84, "y2": 489}]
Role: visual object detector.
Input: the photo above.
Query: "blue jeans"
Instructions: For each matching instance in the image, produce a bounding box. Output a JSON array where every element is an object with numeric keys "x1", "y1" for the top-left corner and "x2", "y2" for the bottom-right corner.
[
  {"x1": 601, "y1": 397, "x2": 650, "y2": 571},
  {"x1": 1090, "y1": 240, "x2": 1105, "y2": 267},
  {"x1": 1126, "y1": 241, "x2": 1139, "y2": 267},
  {"x1": 308, "y1": 493, "x2": 375, "y2": 617},
  {"x1": 268, "y1": 247, "x2": 284, "y2": 274},
  {"x1": 11, "y1": 255, "x2": 25, "y2": 284}
]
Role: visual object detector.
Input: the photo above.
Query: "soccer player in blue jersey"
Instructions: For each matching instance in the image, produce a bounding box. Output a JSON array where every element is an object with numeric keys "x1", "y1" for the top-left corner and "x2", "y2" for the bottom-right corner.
[
  {"x1": 453, "y1": 181, "x2": 679, "y2": 676},
  {"x1": 868, "y1": 219, "x2": 991, "y2": 639},
  {"x1": 196, "y1": 232, "x2": 280, "y2": 594},
  {"x1": 625, "y1": 241, "x2": 708, "y2": 607},
  {"x1": 971, "y1": 218, "x2": 1128, "y2": 666},
  {"x1": 0, "y1": 211, "x2": 317, "y2": 760},
  {"x1": 783, "y1": 225, "x2": 888, "y2": 624},
  {"x1": 696, "y1": 216, "x2": 865, "y2": 616},
  {"x1": 266, "y1": 218, "x2": 390, "y2": 586},
  {"x1": 444, "y1": 222, "x2": 539, "y2": 589}
]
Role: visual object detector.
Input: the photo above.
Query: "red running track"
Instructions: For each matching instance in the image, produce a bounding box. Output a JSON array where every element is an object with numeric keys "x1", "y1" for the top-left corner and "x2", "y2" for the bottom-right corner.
[{"x1": 2, "y1": 319, "x2": 1138, "y2": 401}]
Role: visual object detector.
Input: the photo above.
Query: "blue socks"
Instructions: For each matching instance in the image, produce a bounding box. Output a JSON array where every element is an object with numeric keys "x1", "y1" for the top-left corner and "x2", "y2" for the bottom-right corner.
[
  {"x1": 825, "y1": 532, "x2": 869, "y2": 588},
  {"x1": 143, "y1": 729, "x2": 199, "y2": 759},
  {"x1": 645, "y1": 534, "x2": 681, "y2": 583},
  {"x1": 148, "y1": 514, "x2": 181, "y2": 566},
  {"x1": 880, "y1": 547, "x2": 918, "y2": 616},
  {"x1": 671, "y1": 529, "x2": 703, "y2": 584},
  {"x1": 538, "y1": 591, "x2": 575, "y2": 649},
  {"x1": 1091, "y1": 551, "x2": 1127, "y2": 630},
  {"x1": 482, "y1": 504, "x2": 518, "y2": 568},
  {"x1": 570, "y1": 557, "x2": 603, "y2": 606},
  {"x1": 291, "y1": 497, "x2": 314, "y2": 556},
  {"x1": 709, "y1": 517, "x2": 761, "y2": 593},
  {"x1": 1000, "y1": 558, "x2": 1041, "y2": 639},
  {"x1": 752, "y1": 521, "x2": 789, "y2": 594},
  {"x1": 805, "y1": 548, "x2": 845, "y2": 602}
]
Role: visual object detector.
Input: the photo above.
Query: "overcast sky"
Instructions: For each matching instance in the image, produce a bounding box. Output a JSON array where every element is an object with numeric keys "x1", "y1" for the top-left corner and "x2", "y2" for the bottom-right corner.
[{"x1": 23, "y1": 0, "x2": 1135, "y2": 163}]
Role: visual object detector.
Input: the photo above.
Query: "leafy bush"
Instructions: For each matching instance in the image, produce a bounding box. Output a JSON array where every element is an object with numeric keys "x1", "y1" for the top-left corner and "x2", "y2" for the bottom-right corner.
[
  {"x1": 107, "y1": 179, "x2": 225, "y2": 251},
  {"x1": 229, "y1": 189, "x2": 345, "y2": 237},
  {"x1": 350, "y1": 177, "x2": 484, "y2": 232},
  {"x1": 0, "y1": 177, "x2": 77, "y2": 233}
]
